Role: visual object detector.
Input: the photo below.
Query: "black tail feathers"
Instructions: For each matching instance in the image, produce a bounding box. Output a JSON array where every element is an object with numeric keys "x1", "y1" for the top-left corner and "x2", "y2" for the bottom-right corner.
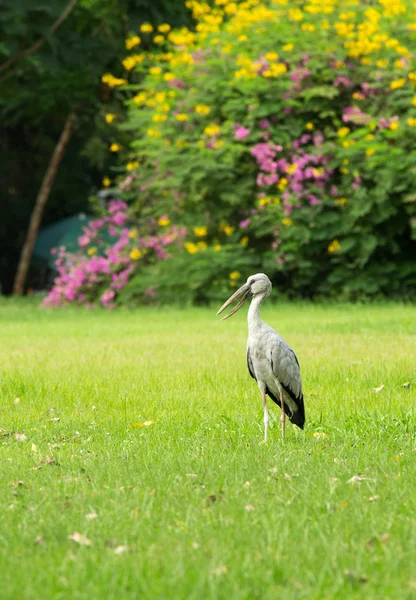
[{"x1": 266, "y1": 387, "x2": 305, "y2": 430}]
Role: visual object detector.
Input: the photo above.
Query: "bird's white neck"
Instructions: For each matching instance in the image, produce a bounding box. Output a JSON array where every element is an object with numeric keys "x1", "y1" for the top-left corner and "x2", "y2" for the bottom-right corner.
[{"x1": 248, "y1": 293, "x2": 265, "y2": 333}]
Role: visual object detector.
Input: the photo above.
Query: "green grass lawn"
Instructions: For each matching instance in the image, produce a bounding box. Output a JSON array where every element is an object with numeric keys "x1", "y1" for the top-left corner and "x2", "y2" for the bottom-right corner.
[{"x1": 0, "y1": 300, "x2": 415, "y2": 599}]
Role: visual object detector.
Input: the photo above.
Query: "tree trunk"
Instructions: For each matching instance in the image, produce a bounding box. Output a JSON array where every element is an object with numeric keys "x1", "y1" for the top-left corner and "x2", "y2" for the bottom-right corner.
[{"x1": 13, "y1": 112, "x2": 76, "y2": 296}]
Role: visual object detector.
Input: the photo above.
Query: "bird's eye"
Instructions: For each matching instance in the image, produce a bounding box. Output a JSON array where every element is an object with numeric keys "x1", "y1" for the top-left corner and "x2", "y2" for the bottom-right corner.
[{"x1": 248, "y1": 279, "x2": 254, "y2": 285}]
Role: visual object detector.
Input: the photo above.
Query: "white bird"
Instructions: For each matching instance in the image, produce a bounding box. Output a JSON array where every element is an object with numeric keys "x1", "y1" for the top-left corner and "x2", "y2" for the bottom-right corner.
[{"x1": 216, "y1": 273, "x2": 305, "y2": 443}]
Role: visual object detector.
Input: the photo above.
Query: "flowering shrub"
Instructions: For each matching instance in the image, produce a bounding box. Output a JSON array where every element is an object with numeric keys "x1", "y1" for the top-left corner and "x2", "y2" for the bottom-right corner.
[
  {"x1": 43, "y1": 200, "x2": 185, "y2": 307},
  {"x1": 48, "y1": 0, "x2": 416, "y2": 305}
]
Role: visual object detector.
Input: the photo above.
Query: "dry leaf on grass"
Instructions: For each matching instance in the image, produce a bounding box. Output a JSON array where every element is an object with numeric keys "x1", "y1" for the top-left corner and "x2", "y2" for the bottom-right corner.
[
  {"x1": 313, "y1": 432, "x2": 328, "y2": 440},
  {"x1": 131, "y1": 421, "x2": 154, "y2": 428},
  {"x1": 113, "y1": 545, "x2": 128, "y2": 555},
  {"x1": 245, "y1": 504, "x2": 255, "y2": 511},
  {"x1": 14, "y1": 398, "x2": 20, "y2": 405},
  {"x1": 344, "y1": 569, "x2": 368, "y2": 584},
  {"x1": 373, "y1": 384, "x2": 384, "y2": 393},
  {"x1": 68, "y1": 532, "x2": 92, "y2": 546},
  {"x1": 347, "y1": 475, "x2": 376, "y2": 485},
  {"x1": 85, "y1": 512, "x2": 98, "y2": 521},
  {"x1": 14, "y1": 433, "x2": 27, "y2": 442},
  {"x1": 402, "y1": 382, "x2": 410, "y2": 389},
  {"x1": 368, "y1": 495, "x2": 380, "y2": 502},
  {"x1": 367, "y1": 533, "x2": 390, "y2": 547},
  {"x1": 31, "y1": 443, "x2": 37, "y2": 453},
  {"x1": 211, "y1": 565, "x2": 228, "y2": 577}
]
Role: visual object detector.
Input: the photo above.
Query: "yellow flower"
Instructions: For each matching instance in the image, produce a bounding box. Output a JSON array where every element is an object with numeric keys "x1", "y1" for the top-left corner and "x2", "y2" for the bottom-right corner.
[
  {"x1": 408, "y1": 118, "x2": 416, "y2": 126},
  {"x1": 194, "y1": 226, "x2": 207, "y2": 237},
  {"x1": 197, "y1": 241, "x2": 207, "y2": 250},
  {"x1": 150, "y1": 67, "x2": 162, "y2": 75},
  {"x1": 283, "y1": 43, "x2": 294, "y2": 51},
  {"x1": 214, "y1": 244, "x2": 221, "y2": 251},
  {"x1": 147, "y1": 128, "x2": 161, "y2": 137},
  {"x1": 87, "y1": 247, "x2": 97, "y2": 256},
  {"x1": 130, "y1": 249, "x2": 142, "y2": 260},
  {"x1": 140, "y1": 23, "x2": 153, "y2": 33},
  {"x1": 262, "y1": 63, "x2": 287, "y2": 78},
  {"x1": 195, "y1": 104, "x2": 210, "y2": 115},
  {"x1": 126, "y1": 161, "x2": 139, "y2": 170},
  {"x1": 152, "y1": 114, "x2": 167, "y2": 122},
  {"x1": 164, "y1": 73, "x2": 175, "y2": 81},
  {"x1": 185, "y1": 242, "x2": 198, "y2": 254},
  {"x1": 133, "y1": 92, "x2": 147, "y2": 104},
  {"x1": 240, "y1": 236, "x2": 249, "y2": 247},
  {"x1": 306, "y1": 122, "x2": 314, "y2": 130},
  {"x1": 334, "y1": 197, "x2": 348, "y2": 206},
  {"x1": 224, "y1": 225, "x2": 235, "y2": 236},
  {"x1": 204, "y1": 123, "x2": 220, "y2": 136},
  {"x1": 285, "y1": 164, "x2": 298, "y2": 175},
  {"x1": 239, "y1": 35, "x2": 248, "y2": 41},
  {"x1": 158, "y1": 217, "x2": 170, "y2": 227},
  {"x1": 337, "y1": 127, "x2": 350, "y2": 138},
  {"x1": 129, "y1": 228, "x2": 139, "y2": 238},
  {"x1": 289, "y1": 8, "x2": 303, "y2": 21},
  {"x1": 101, "y1": 73, "x2": 127, "y2": 87},
  {"x1": 102, "y1": 176, "x2": 111, "y2": 187},
  {"x1": 125, "y1": 35, "x2": 141, "y2": 50},
  {"x1": 153, "y1": 35, "x2": 164, "y2": 44},
  {"x1": 105, "y1": 113, "x2": 116, "y2": 124},
  {"x1": 412, "y1": 97, "x2": 416, "y2": 107},
  {"x1": 110, "y1": 143, "x2": 120, "y2": 152},
  {"x1": 158, "y1": 24, "x2": 171, "y2": 33},
  {"x1": 389, "y1": 121, "x2": 399, "y2": 131},
  {"x1": 258, "y1": 197, "x2": 271, "y2": 206},
  {"x1": 353, "y1": 92, "x2": 365, "y2": 101},
  {"x1": 265, "y1": 52, "x2": 279, "y2": 61},
  {"x1": 229, "y1": 271, "x2": 241, "y2": 280},
  {"x1": 282, "y1": 218, "x2": 293, "y2": 227},
  {"x1": 277, "y1": 178, "x2": 288, "y2": 190},
  {"x1": 176, "y1": 113, "x2": 189, "y2": 121},
  {"x1": 390, "y1": 78, "x2": 406, "y2": 90},
  {"x1": 366, "y1": 148, "x2": 376, "y2": 157},
  {"x1": 328, "y1": 239, "x2": 341, "y2": 253}
]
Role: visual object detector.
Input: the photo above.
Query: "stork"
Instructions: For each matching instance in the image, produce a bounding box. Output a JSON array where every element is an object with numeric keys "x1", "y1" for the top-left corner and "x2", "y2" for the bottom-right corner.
[{"x1": 216, "y1": 273, "x2": 305, "y2": 443}]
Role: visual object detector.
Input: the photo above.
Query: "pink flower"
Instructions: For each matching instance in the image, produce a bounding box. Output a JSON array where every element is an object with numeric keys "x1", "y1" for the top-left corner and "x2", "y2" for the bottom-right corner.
[
  {"x1": 235, "y1": 126, "x2": 250, "y2": 140},
  {"x1": 239, "y1": 218, "x2": 251, "y2": 229},
  {"x1": 334, "y1": 76, "x2": 353, "y2": 88},
  {"x1": 101, "y1": 289, "x2": 115, "y2": 305}
]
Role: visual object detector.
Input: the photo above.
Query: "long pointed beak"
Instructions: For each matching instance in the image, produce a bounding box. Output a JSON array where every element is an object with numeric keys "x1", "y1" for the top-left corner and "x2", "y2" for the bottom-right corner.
[{"x1": 216, "y1": 283, "x2": 251, "y2": 321}]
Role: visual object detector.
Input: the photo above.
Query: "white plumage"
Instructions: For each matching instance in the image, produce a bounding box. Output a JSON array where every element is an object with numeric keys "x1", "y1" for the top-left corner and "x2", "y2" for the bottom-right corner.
[{"x1": 217, "y1": 273, "x2": 305, "y2": 442}]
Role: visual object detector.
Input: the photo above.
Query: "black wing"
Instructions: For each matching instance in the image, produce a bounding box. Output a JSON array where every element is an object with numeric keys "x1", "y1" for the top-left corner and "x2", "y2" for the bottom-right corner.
[{"x1": 246, "y1": 347, "x2": 256, "y2": 381}]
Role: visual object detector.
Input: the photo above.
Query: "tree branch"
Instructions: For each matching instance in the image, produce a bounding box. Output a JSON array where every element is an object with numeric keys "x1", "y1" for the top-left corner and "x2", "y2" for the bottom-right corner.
[
  {"x1": 0, "y1": 0, "x2": 78, "y2": 76},
  {"x1": 12, "y1": 112, "x2": 76, "y2": 296}
]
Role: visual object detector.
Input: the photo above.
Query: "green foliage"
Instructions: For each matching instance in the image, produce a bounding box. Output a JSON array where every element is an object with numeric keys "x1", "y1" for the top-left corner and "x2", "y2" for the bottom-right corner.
[
  {"x1": 111, "y1": 0, "x2": 416, "y2": 303},
  {"x1": 0, "y1": 0, "x2": 191, "y2": 293}
]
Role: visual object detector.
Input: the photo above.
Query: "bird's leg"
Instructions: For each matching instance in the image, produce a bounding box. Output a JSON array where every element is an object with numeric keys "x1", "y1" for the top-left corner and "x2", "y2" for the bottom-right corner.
[
  {"x1": 279, "y1": 389, "x2": 285, "y2": 443},
  {"x1": 262, "y1": 392, "x2": 269, "y2": 443}
]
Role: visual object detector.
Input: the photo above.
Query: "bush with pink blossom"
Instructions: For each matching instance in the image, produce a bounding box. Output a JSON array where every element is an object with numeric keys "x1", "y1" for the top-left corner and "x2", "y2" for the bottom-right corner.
[{"x1": 47, "y1": 0, "x2": 416, "y2": 305}]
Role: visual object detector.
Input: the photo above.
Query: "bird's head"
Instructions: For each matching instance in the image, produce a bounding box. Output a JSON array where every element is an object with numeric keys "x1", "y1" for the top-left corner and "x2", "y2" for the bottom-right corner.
[{"x1": 216, "y1": 273, "x2": 272, "y2": 320}]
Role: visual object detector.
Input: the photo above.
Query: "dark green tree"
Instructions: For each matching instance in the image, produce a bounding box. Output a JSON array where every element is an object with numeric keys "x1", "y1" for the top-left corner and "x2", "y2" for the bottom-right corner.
[{"x1": 0, "y1": 0, "x2": 191, "y2": 294}]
